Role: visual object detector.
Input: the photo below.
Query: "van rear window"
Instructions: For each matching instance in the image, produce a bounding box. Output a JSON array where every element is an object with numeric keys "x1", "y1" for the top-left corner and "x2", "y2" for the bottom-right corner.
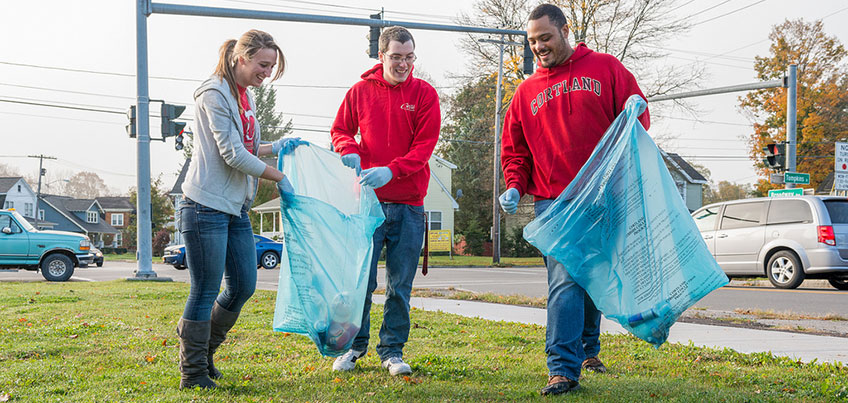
[{"x1": 824, "y1": 200, "x2": 848, "y2": 224}]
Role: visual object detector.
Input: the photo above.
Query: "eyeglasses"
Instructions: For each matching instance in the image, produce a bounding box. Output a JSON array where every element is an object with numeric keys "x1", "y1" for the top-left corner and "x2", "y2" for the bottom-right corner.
[{"x1": 385, "y1": 53, "x2": 417, "y2": 64}]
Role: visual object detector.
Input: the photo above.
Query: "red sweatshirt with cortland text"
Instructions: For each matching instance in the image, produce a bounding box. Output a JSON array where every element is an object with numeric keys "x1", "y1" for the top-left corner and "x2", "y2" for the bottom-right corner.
[
  {"x1": 501, "y1": 43, "x2": 650, "y2": 200},
  {"x1": 332, "y1": 63, "x2": 441, "y2": 206}
]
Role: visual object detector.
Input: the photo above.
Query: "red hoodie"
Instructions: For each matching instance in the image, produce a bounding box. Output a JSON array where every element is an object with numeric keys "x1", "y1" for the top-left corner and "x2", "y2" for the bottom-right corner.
[
  {"x1": 332, "y1": 63, "x2": 441, "y2": 206},
  {"x1": 501, "y1": 43, "x2": 650, "y2": 200}
]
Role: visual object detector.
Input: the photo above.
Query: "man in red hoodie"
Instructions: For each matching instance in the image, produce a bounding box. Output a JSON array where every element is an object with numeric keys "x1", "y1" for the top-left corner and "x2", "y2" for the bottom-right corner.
[
  {"x1": 330, "y1": 26, "x2": 441, "y2": 376},
  {"x1": 499, "y1": 4, "x2": 650, "y2": 396}
]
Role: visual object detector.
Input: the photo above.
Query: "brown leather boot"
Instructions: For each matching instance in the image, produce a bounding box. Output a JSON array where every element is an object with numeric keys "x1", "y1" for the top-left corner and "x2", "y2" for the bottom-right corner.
[
  {"x1": 207, "y1": 302, "x2": 240, "y2": 379},
  {"x1": 582, "y1": 356, "x2": 607, "y2": 373},
  {"x1": 540, "y1": 375, "x2": 579, "y2": 395},
  {"x1": 176, "y1": 318, "x2": 217, "y2": 389}
]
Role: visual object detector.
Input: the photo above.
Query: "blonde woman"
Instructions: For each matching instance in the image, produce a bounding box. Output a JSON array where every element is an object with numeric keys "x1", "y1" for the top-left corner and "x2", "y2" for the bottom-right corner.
[{"x1": 177, "y1": 29, "x2": 306, "y2": 389}]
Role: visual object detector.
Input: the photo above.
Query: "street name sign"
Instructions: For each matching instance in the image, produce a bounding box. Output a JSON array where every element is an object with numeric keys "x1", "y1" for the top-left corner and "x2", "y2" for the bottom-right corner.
[
  {"x1": 768, "y1": 188, "x2": 804, "y2": 197},
  {"x1": 783, "y1": 172, "x2": 810, "y2": 185}
]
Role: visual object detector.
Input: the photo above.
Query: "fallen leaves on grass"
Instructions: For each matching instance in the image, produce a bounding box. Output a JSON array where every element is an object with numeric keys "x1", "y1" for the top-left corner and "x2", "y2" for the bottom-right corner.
[
  {"x1": 333, "y1": 377, "x2": 343, "y2": 383},
  {"x1": 0, "y1": 393, "x2": 10, "y2": 402},
  {"x1": 145, "y1": 355, "x2": 156, "y2": 363}
]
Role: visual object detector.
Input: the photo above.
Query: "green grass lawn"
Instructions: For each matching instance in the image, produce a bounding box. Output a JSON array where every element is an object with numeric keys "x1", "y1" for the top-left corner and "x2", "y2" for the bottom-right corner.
[
  {"x1": 1, "y1": 281, "x2": 846, "y2": 402},
  {"x1": 412, "y1": 255, "x2": 545, "y2": 267}
]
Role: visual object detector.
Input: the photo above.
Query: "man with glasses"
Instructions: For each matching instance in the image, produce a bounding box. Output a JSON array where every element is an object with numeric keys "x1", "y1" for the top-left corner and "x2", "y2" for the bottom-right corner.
[{"x1": 330, "y1": 25, "x2": 441, "y2": 376}]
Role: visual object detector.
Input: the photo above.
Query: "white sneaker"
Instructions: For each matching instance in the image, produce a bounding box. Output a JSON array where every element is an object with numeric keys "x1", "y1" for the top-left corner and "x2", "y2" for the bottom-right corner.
[
  {"x1": 332, "y1": 349, "x2": 365, "y2": 371},
  {"x1": 381, "y1": 356, "x2": 412, "y2": 376}
]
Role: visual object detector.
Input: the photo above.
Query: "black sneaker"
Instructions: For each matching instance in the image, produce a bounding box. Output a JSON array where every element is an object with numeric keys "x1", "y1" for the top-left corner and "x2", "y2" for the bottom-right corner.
[{"x1": 540, "y1": 375, "x2": 580, "y2": 395}]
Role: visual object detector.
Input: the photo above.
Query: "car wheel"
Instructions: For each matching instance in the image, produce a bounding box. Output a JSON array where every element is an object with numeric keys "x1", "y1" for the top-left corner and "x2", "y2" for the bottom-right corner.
[
  {"x1": 41, "y1": 253, "x2": 75, "y2": 282},
  {"x1": 260, "y1": 251, "x2": 279, "y2": 269},
  {"x1": 96, "y1": 261, "x2": 103, "y2": 267},
  {"x1": 173, "y1": 264, "x2": 187, "y2": 270},
  {"x1": 828, "y1": 276, "x2": 848, "y2": 290},
  {"x1": 766, "y1": 250, "x2": 804, "y2": 289}
]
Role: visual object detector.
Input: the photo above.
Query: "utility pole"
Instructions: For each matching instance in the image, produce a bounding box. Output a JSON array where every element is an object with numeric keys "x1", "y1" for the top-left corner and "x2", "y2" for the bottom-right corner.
[
  {"x1": 28, "y1": 154, "x2": 56, "y2": 225},
  {"x1": 785, "y1": 64, "x2": 798, "y2": 190},
  {"x1": 479, "y1": 36, "x2": 524, "y2": 265}
]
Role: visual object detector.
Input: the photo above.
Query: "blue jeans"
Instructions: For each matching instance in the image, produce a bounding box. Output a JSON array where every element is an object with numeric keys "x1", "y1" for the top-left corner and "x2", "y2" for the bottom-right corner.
[
  {"x1": 351, "y1": 203, "x2": 426, "y2": 360},
  {"x1": 179, "y1": 198, "x2": 257, "y2": 321},
  {"x1": 535, "y1": 199, "x2": 602, "y2": 380}
]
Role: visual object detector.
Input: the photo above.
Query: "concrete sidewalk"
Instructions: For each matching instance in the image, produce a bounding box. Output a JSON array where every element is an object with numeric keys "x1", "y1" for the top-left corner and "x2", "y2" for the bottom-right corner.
[{"x1": 372, "y1": 295, "x2": 848, "y2": 365}]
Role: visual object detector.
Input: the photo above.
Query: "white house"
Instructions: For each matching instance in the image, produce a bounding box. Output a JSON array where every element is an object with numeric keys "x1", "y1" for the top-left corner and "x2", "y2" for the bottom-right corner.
[{"x1": 0, "y1": 177, "x2": 37, "y2": 218}]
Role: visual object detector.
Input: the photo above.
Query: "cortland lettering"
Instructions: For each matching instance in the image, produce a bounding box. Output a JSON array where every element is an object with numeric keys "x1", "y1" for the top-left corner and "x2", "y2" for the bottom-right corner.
[{"x1": 530, "y1": 77, "x2": 603, "y2": 115}]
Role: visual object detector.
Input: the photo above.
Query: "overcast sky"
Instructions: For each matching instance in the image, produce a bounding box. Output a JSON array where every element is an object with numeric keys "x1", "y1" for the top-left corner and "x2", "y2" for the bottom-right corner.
[{"x1": 1, "y1": 0, "x2": 846, "y2": 195}]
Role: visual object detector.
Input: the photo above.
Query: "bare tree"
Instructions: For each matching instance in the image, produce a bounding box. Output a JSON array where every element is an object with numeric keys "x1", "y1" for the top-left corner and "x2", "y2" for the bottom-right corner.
[
  {"x1": 0, "y1": 162, "x2": 20, "y2": 177},
  {"x1": 454, "y1": 0, "x2": 704, "y2": 99},
  {"x1": 64, "y1": 171, "x2": 107, "y2": 199}
]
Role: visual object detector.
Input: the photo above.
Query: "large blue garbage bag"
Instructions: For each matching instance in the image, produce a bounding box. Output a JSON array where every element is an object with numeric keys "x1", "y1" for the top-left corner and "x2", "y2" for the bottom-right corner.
[
  {"x1": 273, "y1": 145, "x2": 385, "y2": 356},
  {"x1": 523, "y1": 95, "x2": 728, "y2": 347}
]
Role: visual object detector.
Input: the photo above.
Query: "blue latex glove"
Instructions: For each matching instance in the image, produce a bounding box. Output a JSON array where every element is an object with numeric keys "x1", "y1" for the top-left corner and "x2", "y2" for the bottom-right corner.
[
  {"x1": 359, "y1": 167, "x2": 393, "y2": 189},
  {"x1": 272, "y1": 137, "x2": 309, "y2": 156},
  {"x1": 341, "y1": 153, "x2": 362, "y2": 176},
  {"x1": 498, "y1": 187, "x2": 520, "y2": 214},
  {"x1": 277, "y1": 176, "x2": 294, "y2": 195}
]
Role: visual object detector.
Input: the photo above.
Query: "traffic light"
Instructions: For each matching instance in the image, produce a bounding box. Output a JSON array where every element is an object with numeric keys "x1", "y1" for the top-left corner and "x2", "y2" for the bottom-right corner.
[
  {"x1": 161, "y1": 103, "x2": 186, "y2": 138},
  {"x1": 523, "y1": 37, "x2": 534, "y2": 75},
  {"x1": 367, "y1": 13, "x2": 381, "y2": 59},
  {"x1": 763, "y1": 142, "x2": 786, "y2": 171},
  {"x1": 126, "y1": 105, "x2": 136, "y2": 138},
  {"x1": 175, "y1": 129, "x2": 189, "y2": 151}
]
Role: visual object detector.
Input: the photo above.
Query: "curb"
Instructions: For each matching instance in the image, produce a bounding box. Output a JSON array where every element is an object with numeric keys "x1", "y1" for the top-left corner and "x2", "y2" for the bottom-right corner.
[{"x1": 729, "y1": 279, "x2": 834, "y2": 289}]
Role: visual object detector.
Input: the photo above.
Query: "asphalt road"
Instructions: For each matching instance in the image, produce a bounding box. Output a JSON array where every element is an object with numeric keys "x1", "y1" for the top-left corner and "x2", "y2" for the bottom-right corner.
[{"x1": 3, "y1": 261, "x2": 848, "y2": 317}]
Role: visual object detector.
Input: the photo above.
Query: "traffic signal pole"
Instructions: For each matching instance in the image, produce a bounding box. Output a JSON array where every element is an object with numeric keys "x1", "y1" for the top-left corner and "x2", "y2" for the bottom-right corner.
[
  {"x1": 130, "y1": 0, "x2": 169, "y2": 281},
  {"x1": 785, "y1": 64, "x2": 798, "y2": 189},
  {"x1": 648, "y1": 64, "x2": 798, "y2": 189}
]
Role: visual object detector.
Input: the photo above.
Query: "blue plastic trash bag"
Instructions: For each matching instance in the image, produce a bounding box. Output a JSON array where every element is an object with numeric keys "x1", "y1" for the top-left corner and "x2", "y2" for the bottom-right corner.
[
  {"x1": 273, "y1": 145, "x2": 385, "y2": 356},
  {"x1": 523, "y1": 95, "x2": 728, "y2": 347}
]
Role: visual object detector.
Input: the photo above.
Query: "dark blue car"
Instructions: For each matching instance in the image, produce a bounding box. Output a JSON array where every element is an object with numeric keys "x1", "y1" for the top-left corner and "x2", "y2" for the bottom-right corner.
[{"x1": 162, "y1": 234, "x2": 283, "y2": 270}]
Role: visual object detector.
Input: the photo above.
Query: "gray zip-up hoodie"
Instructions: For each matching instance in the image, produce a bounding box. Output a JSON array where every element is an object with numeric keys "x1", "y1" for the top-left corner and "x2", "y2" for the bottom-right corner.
[{"x1": 182, "y1": 76, "x2": 268, "y2": 216}]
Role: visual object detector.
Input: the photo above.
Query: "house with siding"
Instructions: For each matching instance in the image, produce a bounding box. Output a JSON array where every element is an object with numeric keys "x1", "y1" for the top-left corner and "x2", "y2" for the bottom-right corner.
[
  {"x1": 0, "y1": 177, "x2": 37, "y2": 219},
  {"x1": 39, "y1": 195, "x2": 119, "y2": 247},
  {"x1": 95, "y1": 196, "x2": 135, "y2": 248}
]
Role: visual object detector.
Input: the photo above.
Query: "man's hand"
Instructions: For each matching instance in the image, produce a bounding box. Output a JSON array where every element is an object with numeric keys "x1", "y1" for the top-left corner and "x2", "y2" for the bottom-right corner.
[
  {"x1": 341, "y1": 153, "x2": 362, "y2": 176},
  {"x1": 498, "y1": 188, "x2": 520, "y2": 214},
  {"x1": 277, "y1": 176, "x2": 294, "y2": 195},
  {"x1": 272, "y1": 137, "x2": 309, "y2": 156},
  {"x1": 359, "y1": 167, "x2": 393, "y2": 189}
]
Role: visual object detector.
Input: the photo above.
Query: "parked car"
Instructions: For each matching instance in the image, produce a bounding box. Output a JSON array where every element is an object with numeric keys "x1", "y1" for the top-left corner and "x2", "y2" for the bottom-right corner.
[
  {"x1": 691, "y1": 196, "x2": 848, "y2": 289},
  {"x1": 91, "y1": 246, "x2": 104, "y2": 267},
  {"x1": 163, "y1": 234, "x2": 283, "y2": 270},
  {"x1": 0, "y1": 208, "x2": 94, "y2": 281}
]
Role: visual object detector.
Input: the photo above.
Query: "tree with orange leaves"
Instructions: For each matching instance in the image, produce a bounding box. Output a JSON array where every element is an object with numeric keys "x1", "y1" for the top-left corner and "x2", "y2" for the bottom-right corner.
[{"x1": 740, "y1": 19, "x2": 848, "y2": 196}]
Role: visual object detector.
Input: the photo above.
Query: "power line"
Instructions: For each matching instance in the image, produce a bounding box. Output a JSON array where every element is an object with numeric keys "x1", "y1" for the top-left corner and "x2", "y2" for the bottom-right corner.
[
  {"x1": 691, "y1": 0, "x2": 769, "y2": 27},
  {"x1": 0, "y1": 98, "x2": 124, "y2": 115},
  {"x1": 0, "y1": 82, "x2": 135, "y2": 100},
  {"x1": 674, "y1": 0, "x2": 733, "y2": 23},
  {"x1": 654, "y1": 114, "x2": 753, "y2": 127}
]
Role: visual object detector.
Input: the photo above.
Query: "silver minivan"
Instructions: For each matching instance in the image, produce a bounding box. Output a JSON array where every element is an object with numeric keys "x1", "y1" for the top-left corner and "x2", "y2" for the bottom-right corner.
[{"x1": 691, "y1": 196, "x2": 848, "y2": 289}]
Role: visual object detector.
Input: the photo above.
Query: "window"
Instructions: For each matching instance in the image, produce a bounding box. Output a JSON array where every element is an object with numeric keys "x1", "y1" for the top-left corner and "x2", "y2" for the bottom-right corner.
[
  {"x1": 116, "y1": 233, "x2": 122, "y2": 246},
  {"x1": 767, "y1": 200, "x2": 812, "y2": 225},
  {"x1": 111, "y1": 213, "x2": 124, "y2": 227},
  {"x1": 693, "y1": 206, "x2": 720, "y2": 232},
  {"x1": 0, "y1": 215, "x2": 21, "y2": 233},
  {"x1": 24, "y1": 203, "x2": 33, "y2": 218},
  {"x1": 38, "y1": 209, "x2": 44, "y2": 220},
  {"x1": 425, "y1": 211, "x2": 442, "y2": 231},
  {"x1": 87, "y1": 211, "x2": 98, "y2": 224},
  {"x1": 720, "y1": 202, "x2": 764, "y2": 230},
  {"x1": 824, "y1": 201, "x2": 848, "y2": 224},
  {"x1": 4, "y1": 201, "x2": 13, "y2": 209},
  {"x1": 17, "y1": 185, "x2": 21, "y2": 192}
]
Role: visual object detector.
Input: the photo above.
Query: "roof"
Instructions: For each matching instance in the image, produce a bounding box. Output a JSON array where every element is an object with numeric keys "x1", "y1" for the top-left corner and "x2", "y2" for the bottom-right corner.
[
  {"x1": 661, "y1": 151, "x2": 708, "y2": 184},
  {"x1": 96, "y1": 196, "x2": 134, "y2": 210},
  {"x1": 252, "y1": 197, "x2": 280, "y2": 212},
  {"x1": 63, "y1": 198, "x2": 97, "y2": 212},
  {"x1": 432, "y1": 155, "x2": 457, "y2": 169},
  {"x1": 40, "y1": 195, "x2": 118, "y2": 235},
  {"x1": 0, "y1": 177, "x2": 23, "y2": 194},
  {"x1": 816, "y1": 172, "x2": 834, "y2": 194},
  {"x1": 170, "y1": 159, "x2": 191, "y2": 195}
]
